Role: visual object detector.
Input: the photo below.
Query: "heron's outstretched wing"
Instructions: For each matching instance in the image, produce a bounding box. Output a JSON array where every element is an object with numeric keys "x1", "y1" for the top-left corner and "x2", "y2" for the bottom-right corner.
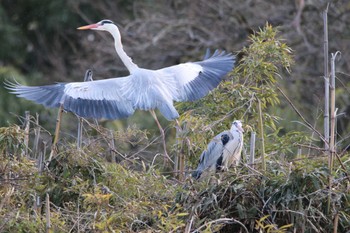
[
  {"x1": 5, "y1": 77, "x2": 134, "y2": 119},
  {"x1": 160, "y1": 50, "x2": 235, "y2": 102},
  {"x1": 192, "y1": 130, "x2": 230, "y2": 179}
]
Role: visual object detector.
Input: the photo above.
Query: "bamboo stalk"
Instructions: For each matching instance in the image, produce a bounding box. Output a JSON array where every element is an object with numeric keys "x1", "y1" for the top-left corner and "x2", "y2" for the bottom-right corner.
[
  {"x1": 258, "y1": 99, "x2": 266, "y2": 172},
  {"x1": 34, "y1": 150, "x2": 44, "y2": 215},
  {"x1": 297, "y1": 146, "x2": 302, "y2": 158},
  {"x1": 327, "y1": 52, "x2": 340, "y2": 215},
  {"x1": 77, "y1": 200, "x2": 80, "y2": 233},
  {"x1": 109, "y1": 130, "x2": 117, "y2": 163},
  {"x1": 323, "y1": 5, "x2": 330, "y2": 150},
  {"x1": 329, "y1": 53, "x2": 337, "y2": 172},
  {"x1": 179, "y1": 137, "x2": 185, "y2": 181},
  {"x1": 77, "y1": 70, "x2": 93, "y2": 149},
  {"x1": 49, "y1": 104, "x2": 64, "y2": 161},
  {"x1": 175, "y1": 120, "x2": 184, "y2": 180},
  {"x1": 23, "y1": 111, "x2": 30, "y2": 157},
  {"x1": 77, "y1": 117, "x2": 83, "y2": 149},
  {"x1": 46, "y1": 193, "x2": 51, "y2": 233},
  {"x1": 42, "y1": 141, "x2": 47, "y2": 164},
  {"x1": 333, "y1": 211, "x2": 339, "y2": 233},
  {"x1": 33, "y1": 114, "x2": 41, "y2": 159},
  {"x1": 249, "y1": 131, "x2": 256, "y2": 170}
]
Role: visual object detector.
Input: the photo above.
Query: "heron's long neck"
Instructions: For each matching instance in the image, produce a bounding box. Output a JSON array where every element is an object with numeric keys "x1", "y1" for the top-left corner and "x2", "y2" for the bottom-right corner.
[
  {"x1": 110, "y1": 26, "x2": 139, "y2": 73},
  {"x1": 231, "y1": 126, "x2": 241, "y2": 134}
]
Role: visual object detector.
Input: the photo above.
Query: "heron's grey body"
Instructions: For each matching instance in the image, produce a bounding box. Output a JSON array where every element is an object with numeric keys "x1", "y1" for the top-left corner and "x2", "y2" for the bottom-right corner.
[
  {"x1": 192, "y1": 120, "x2": 244, "y2": 179},
  {"x1": 6, "y1": 20, "x2": 235, "y2": 121}
]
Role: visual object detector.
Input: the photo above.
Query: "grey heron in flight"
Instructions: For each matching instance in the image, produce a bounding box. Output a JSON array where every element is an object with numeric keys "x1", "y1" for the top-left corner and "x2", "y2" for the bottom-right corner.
[
  {"x1": 6, "y1": 19, "x2": 235, "y2": 163},
  {"x1": 192, "y1": 120, "x2": 244, "y2": 179},
  {"x1": 6, "y1": 19, "x2": 235, "y2": 121}
]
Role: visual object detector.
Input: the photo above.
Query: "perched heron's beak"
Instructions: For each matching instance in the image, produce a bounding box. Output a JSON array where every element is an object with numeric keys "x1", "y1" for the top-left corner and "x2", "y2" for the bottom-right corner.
[
  {"x1": 77, "y1": 24, "x2": 99, "y2": 30},
  {"x1": 238, "y1": 125, "x2": 244, "y2": 133}
]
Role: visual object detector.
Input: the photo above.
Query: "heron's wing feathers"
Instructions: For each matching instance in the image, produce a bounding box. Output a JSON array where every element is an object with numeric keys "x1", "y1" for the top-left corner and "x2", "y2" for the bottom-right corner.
[
  {"x1": 160, "y1": 50, "x2": 235, "y2": 102},
  {"x1": 193, "y1": 131, "x2": 229, "y2": 179},
  {"x1": 5, "y1": 78, "x2": 135, "y2": 119},
  {"x1": 5, "y1": 80, "x2": 66, "y2": 108}
]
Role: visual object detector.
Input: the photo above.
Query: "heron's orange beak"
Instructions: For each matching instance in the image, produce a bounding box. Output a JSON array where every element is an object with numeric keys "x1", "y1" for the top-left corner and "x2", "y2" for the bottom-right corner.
[{"x1": 77, "y1": 24, "x2": 99, "y2": 30}]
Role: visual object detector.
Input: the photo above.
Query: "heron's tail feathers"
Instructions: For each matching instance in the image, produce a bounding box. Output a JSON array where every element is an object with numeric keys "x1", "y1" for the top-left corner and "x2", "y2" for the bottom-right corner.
[
  {"x1": 158, "y1": 102, "x2": 179, "y2": 121},
  {"x1": 192, "y1": 170, "x2": 202, "y2": 180}
]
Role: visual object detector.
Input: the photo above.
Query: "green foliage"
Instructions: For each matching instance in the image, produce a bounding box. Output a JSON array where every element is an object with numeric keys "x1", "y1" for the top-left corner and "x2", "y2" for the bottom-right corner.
[
  {"x1": 0, "y1": 8, "x2": 27, "y2": 65},
  {"x1": 0, "y1": 125, "x2": 25, "y2": 156},
  {"x1": 0, "y1": 124, "x2": 349, "y2": 232},
  {"x1": 175, "y1": 155, "x2": 350, "y2": 232},
  {"x1": 267, "y1": 128, "x2": 312, "y2": 158},
  {"x1": 255, "y1": 215, "x2": 293, "y2": 233},
  {"x1": 0, "y1": 66, "x2": 60, "y2": 128},
  {"x1": 176, "y1": 24, "x2": 299, "y2": 166},
  {"x1": 0, "y1": 67, "x2": 27, "y2": 126},
  {"x1": 1, "y1": 0, "x2": 81, "y2": 70}
]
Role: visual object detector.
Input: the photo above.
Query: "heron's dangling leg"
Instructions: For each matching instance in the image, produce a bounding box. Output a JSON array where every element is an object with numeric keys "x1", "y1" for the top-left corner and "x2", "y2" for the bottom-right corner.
[
  {"x1": 150, "y1": 110, "x2": 173, "y2": 164},
  {"x1": 175, "y1": 119, "x2": 181, "y2": 130}
]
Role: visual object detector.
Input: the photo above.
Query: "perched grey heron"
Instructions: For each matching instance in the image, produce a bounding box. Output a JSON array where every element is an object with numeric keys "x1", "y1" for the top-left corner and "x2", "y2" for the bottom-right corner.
[
  {"x1": 6, "y1": 19, "x2": 235, "y2": 121},
  {"x1": 192, "y1": 120, "x2": 244, "y2": 179}
]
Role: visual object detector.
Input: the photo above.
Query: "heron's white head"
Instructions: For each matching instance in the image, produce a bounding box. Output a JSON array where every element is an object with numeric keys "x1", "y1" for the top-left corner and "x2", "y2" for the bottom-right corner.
[
  {"x1": 77, "y1": 19, "x2": 116, "y2": 32},
  {"x1": 232, "y1": 120, "x2": 244, "y2": 133}
]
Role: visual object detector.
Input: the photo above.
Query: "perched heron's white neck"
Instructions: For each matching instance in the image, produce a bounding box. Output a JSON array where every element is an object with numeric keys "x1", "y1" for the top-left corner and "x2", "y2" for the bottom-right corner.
[
  {"x1": 108, "y1": 25, "x2": 139, "y2": 74},
  {"x1": 231, "y1": 124, "x2": 243, "y2": 134}
]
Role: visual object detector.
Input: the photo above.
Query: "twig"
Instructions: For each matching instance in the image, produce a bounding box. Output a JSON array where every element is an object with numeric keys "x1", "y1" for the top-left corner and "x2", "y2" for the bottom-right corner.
[
  {"x1": 333, "y1": 145, "x2": 350, "y2": 184},
  {"x1": 192, "y1": 218, "x2": 248, "y2": 233},
  {"x1": 294, "y1": 143, "x2": 326, "y2": 152},
  {"x1": 185, "y1": 215, "x2": 194, "y2": 233},
  {"x1": 277, "y1": 86, "x2": 326, "y2": 143},
  {"x1": 150, "y1": 110, "x2": 174, "y2": 165},
  {"x1": 0, "y1": 187, "x2": 14, "y2": 212}
]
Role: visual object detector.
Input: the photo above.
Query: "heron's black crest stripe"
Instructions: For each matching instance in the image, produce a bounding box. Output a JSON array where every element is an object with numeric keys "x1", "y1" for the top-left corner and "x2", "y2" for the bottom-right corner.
[{"x1": 101, "y1": 20, "x2": 114, "y2": 25}]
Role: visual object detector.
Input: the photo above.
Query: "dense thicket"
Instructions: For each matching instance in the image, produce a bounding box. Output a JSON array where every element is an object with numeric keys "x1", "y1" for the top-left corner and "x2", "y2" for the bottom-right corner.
[
  {"x1": 1, "y1": 1, "x2": 350, "y2": 232},
  {"x1": 1, "y1": 22, "x2": 349, "y2": 232}
]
